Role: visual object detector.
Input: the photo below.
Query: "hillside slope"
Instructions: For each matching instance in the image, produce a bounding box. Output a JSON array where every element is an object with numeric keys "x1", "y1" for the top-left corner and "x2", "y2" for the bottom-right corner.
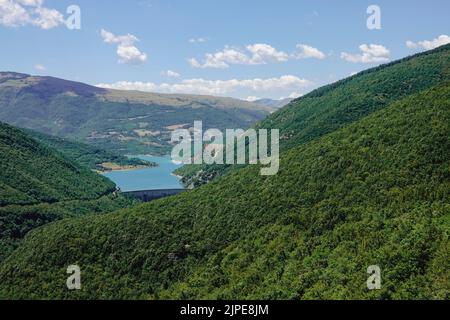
[
  {"x1": 0, "y1": 73, "x2": 273, "y2": 155},
  {"x1": 0, "y1": 123, "x2": 135, "y2": 262},
  {"x1": 176, "y1": 44, "x2": 450, "y2": 187},
  {"x1": 0, "y1": 123, "x2": 115, "y2": 206},
  {"x1": 27, "y1": 130, "x2": 155, "y2": 172},
  {"x1": 0, "y1": 81, "x2": 448, "y2": 299}
]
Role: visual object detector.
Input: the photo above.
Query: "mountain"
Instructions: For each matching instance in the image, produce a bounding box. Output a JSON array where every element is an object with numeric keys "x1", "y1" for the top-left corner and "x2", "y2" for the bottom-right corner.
[
  {"x1": 175, "y1": 44, "x2": 450, "y2": 188},
  {"x1": 253, "y1": 98, "x2": 293, "y2": 109},
  {"x1": 0, "y1": 122, "x2": 135, "y2": 262},
  {"x1": 0, "y1": 45, "x2": 448, "y2": 299},
  {"x1": 0, "y1": 122, "x2": 116, "y2": 206},
  {"x1": 27, "y1": 130, "x2": 155, "y2": 172},
  {"x1": 0, "y1": 73, "x2": 273, "y2": 155}
]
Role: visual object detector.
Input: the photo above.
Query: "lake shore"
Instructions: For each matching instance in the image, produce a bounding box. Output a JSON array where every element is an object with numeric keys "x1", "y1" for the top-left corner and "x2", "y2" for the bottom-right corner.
[
  {"x1": 101, "y1": 155, "x2": 184, "y2": 191},
  {"x1": 96, "y1": 162, "x2": 157, "y2": 174}
]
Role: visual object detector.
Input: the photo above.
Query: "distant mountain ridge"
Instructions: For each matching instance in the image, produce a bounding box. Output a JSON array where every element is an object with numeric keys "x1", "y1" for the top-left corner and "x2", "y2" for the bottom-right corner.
[
  {"x1": 0, "y1": 73, "x2": 273, "y2": 155},
  {"x1": 253, "y1": 98, "x2": 293, "y2": 109}
]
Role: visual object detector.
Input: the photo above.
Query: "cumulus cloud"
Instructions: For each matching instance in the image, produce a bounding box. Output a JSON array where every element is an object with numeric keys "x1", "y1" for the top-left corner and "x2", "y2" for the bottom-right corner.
[
  {"x1": 101, "y1": 29, "x2": 147, "y2": 65},
  {"x1": 190, "y1": 43, "x2": 326, "y2": 68},
  {"x1": 246, "y1": 44, "x2": 289, "y2": 64},
  {"x1": 341, "y1": 44, "x2": 390, "y2": 64},
  {"x1": 97, "y1": 75, "x2": 312, "y2": 98},
  {"x1": 294, "y1": 44, "x2": 326, "y2": 59},
  {"x1": 189, "y1": 47, "x2": 250, "y2": 69},
  {"x1": 287, "y1": 92, "x2": 302, "y2": 99},
  {"x1": 0, "y1": 0, "x2": 64, "y2": 29},
  {"x1": 161, "y1": 70, "x2": 181, "y2": 78},
  {"x1": 190, "y1": 44, "x2": 290, "y2": 69},
  {"x1": 406, "y1": 35, "x2": 450, "y2": 51}
]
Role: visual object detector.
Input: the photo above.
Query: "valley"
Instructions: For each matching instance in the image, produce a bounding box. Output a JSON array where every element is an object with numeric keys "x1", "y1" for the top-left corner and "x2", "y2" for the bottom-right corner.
[
  {"x1": 0, "y1": 73, "x2": 273, "y2": 155},
  {"x1": 0, "y1": 122, "x2": 138, "y2": 262},
  {"x1": 0, "y1": 44, "x2": 448, "y2": 299}
]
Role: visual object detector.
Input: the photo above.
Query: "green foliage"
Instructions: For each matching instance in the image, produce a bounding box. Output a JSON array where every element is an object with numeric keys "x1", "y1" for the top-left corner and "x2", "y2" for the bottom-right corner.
[
  {"x1": 177, "y1": 44, "x2": 450, "y2": 187},
  {"x1": 0, "y1": 80, "x2": 448, "y2": 299},
  {"x1": 0, "y1": 123, "x2": 116, "y2": 206},
  {"x1": 1, "y1": 46, "x2": 449, "y2": 300},
  {"x1": 0, "y1": 195, "x2": 136, "y2": 262},
  {"x1": 26, "y1": 130, "x2": 155, "y2": 171},
  {"x1": 0, "y1": 123, "x2": 137, "y2": 262},
  {"x1": 0, "y1": 74, "x2": 272, "y2": 155}
]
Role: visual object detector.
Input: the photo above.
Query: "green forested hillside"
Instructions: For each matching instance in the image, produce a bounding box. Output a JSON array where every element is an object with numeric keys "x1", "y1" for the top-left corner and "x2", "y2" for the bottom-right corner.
[
  {"x1": 0, "y1": 123, "x2": 136, "y2": 262},
  {"x1": 0, "y1": 81, "x2": 448, "y2": 298},
  {"x1": 0, "y1": 123, "x2": 116, "y2": 206},
  {"x1": 0, "y1": 73, "x2": 272, "y2": 155},
  {"x1": 27, "y1": 130, "x2": 155, "y2": 171},
  {"x1": 176, "y1": 44, "x2": 450, "y2": 187}
]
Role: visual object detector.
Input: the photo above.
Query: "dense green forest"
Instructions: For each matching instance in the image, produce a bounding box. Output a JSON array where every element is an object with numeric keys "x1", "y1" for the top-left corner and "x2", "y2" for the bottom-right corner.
[
  {"x1": 176, "y1": 44, "x2": 450, "y2": 188},
  {"x1": 27, "y1": 130, "x2": 155, "y2": 171},
  {"x1": 0, "y1": 122, "x2": 116, "y2": 206},
  {"x1": 0, "y1": 45, "x2": 448, "y2": 299},
  {"x1": 0, "y1": 123, "x2": 137, "y2": 262},
  {"x1": 0, "y1": 73, "x2": 272, "y2": 155}
]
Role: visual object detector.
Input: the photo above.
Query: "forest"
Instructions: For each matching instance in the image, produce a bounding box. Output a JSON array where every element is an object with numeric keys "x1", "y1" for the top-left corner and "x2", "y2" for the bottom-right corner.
[
  {"x1": 176, "y1": 44, "x2": 450, "y2": 187},
  {"x1": 0, "y1": 123, "x2": 137, "y2": 262},
  {"x1": 0, "y1": 44, "x2": 448, "y2": 299}
]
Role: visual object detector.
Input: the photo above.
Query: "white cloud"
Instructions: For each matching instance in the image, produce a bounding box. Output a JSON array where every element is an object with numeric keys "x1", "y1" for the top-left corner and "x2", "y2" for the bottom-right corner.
[
  {"x1": 190, "y1": 44, "x2": 289, "y2": 69},
  {"x1": 350, "y1": 71, "x2": 358, "y2": 76},
  {"x1": 406, "y1": 35, "x2": 450, "y2": 51},
  {"x1": 405, "y1": 41, "x2": 416, "y2": 49},
  {"x1": 190, "y1": 43, "x2": 326, "y2": 68},
  {"x1": 294, "y1": 44, "x2": 326, "y2": 59},
  {"x1": 97, "y1": 75, "x2": 312, "y2": 98},
  {"x1": 245, "y1": 96, "x2": 260, "y2": 102},
  {"x1": 245, "y1": 43, "x2": 289, "y2": 64},
  {"x1": 34, "y1": 63, "x2": 45, "y2": 71},
  {"x1": 161, "y1": 70, "x2": 181, "y2": 78},
  {"x1": 189, "y1": 47, "x2": 255, "y2": 69},
  {"x1": 189, "y1": 37, "x2": 208, "y2": 44},
  {"x1": 341, "y1": 44, "x2": 390, "y2": 64},
  {"x1": 33, "y1": 6, "x2": 63, "y2": 29},
  {"x1": 287, "y1": 92, "x2": 302, "y2": 99},
  {"x1": 0, "y1": 0, "x2": 64, "y2": 29},
  {"x1": 101, "y1": 29, "x2": 147, "y2": 65}
]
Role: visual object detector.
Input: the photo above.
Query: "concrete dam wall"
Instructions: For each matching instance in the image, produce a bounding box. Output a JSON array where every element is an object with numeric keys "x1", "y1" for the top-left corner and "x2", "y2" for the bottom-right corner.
[{"x1": 122, "y1": 189, "x2": 185, "y2": 202}]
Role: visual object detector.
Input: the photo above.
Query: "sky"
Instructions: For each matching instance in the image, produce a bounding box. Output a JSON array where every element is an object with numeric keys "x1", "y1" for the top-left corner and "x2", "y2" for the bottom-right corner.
[{"x1": 1, "y1": 0, "x2": 449, "y2": 100}]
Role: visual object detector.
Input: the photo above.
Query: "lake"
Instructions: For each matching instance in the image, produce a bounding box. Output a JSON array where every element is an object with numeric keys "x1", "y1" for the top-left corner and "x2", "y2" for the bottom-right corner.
[{"x1": 102, "y1": 155, "x2": 184, "y2": 192}]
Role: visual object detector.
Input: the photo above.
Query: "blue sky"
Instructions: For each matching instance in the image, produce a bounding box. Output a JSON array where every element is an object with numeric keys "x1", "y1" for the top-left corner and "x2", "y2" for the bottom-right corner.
[{"x1": 1, "y1": 0, "x2": 449, "y2": 99}]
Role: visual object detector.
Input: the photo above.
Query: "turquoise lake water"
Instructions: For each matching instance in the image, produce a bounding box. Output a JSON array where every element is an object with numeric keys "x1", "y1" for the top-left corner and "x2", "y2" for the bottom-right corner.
[{"x1": 102, "y1": 155, "x2": 184, "y2": 192}]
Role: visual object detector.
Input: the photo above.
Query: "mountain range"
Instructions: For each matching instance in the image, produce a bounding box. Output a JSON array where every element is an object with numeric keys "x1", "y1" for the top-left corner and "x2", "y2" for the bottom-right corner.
[
  {"x1": 0, "y1": 44, "x2": 448, "y2": 299},
  {"x1": 176, "y1": 44, "x2": 450, "y2": 188},
  {"x1": 0, "y1": 72, "x2": 273, "y2": 155}
]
